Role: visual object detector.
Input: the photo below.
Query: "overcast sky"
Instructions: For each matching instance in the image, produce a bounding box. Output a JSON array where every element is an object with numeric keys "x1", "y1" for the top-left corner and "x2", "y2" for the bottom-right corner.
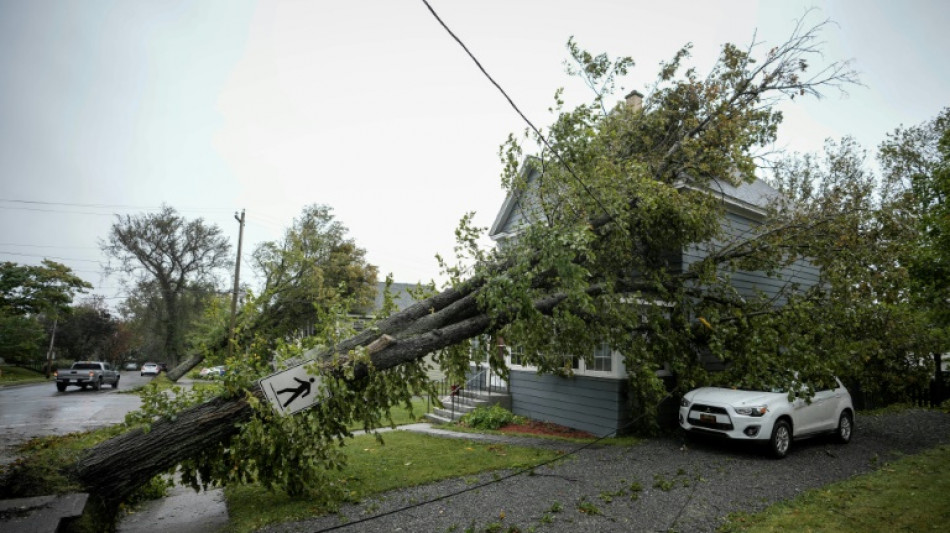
[{"x1": 0, "y1": 0, "x2": 947, "y2": 308}]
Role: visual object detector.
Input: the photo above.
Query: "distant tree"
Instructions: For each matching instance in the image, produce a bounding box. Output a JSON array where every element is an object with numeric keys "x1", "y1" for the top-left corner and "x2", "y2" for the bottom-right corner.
[
  {"x1": 249, "y1": 204, "x2": 377, "y2": 345},
  {"x1": 102, "y1": 206, "x2": 231, "y2": 367},
  {"x1": 103, "y1": 320, "x2": 137, "y2": 365},
  {"x1": 879, "y1": 108, "x2": 950, "y2": 383},
  {"x1": 53, "y1": 297, "x2": 119, "y2": 364},
  {"x1": 116, "y1": 282, "x2": 165, "y2": 362},
  {"x1": 0, "y1": 312, "x2": 45, "y2": 366},
  {"x1": 770, "y1": 137, "x2": 939, "y2": 402},
  {"x1": 0, "y1": 260, "x2": 91, "y2": 315},
  {"x1": 119, "y1": 279, "x2": 224, "y2": 364},
  {"x1": 0, "y1": 260, "x2": 91, "y2": 365}
]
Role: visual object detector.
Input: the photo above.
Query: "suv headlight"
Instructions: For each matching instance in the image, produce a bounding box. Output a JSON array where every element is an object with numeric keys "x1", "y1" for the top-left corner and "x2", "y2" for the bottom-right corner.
[
  {"x1": 680, "y1": 397, "x2": 691, "y2": 408},
  {"x1": 734, "y1": 406, "x2": 768, "y2": 417}
]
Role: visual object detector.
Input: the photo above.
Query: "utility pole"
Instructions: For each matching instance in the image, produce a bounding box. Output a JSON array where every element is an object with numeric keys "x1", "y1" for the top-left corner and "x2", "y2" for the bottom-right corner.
[
  {"x1": 228, "y1": 209, "x2": 245, "y2": 358},
  {"x1": 45, "y1": 317, "x2": 58, "y2": 378}
]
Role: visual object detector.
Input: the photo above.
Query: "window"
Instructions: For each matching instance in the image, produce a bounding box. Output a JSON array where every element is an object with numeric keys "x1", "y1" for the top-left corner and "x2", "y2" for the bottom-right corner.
[
  {"x1": 509, "y1": 344, "x2": 526, "y2": 366},
  {"x1": 506, "y1": 341, "x2": 624, "y2": 378},
  {"x1": 591, "y1": 343, "x2": 612, "y2": 372}
]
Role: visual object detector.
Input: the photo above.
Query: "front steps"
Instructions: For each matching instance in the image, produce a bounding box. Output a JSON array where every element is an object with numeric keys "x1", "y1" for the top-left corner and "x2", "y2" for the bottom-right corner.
[{"x1": 424, "y1": 389, "x2": 512, "y2": 425}]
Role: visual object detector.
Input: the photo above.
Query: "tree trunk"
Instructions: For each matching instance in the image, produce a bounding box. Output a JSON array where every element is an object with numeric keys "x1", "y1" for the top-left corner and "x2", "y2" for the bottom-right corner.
[
  {"x1": 161, "y1": 288, "x2": 182, "y2": 368},
  {"x1": 164, "y1": 353, "x2": 207, "y2": 382},
  {"x1": 71, "y1": 394, "x2": 255, "y2": 505}
]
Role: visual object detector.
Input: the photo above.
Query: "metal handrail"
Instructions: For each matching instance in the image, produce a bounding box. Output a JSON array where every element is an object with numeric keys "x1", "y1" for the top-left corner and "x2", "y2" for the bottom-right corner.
[{"x1": 428, "y1": 366, "x2": 510, "y2": 421}]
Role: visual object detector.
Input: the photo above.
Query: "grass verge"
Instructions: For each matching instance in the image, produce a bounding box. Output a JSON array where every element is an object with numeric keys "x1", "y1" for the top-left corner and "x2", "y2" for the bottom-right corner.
[
  {"x1": 720, "y1": 444, "x2": 950, "y2": 532},
  {"x1": 225, "y1": 431, "x2": 560, "y2": 533},
  {"x1": 0, "y1": 365, "x2": 48, "y2": 386},
  {"x1": 0, "y1": 425, "x2": 127, "y2": 499},
  {"x1": 345, "y1": 396, "x2": 431, "y2": 431}
]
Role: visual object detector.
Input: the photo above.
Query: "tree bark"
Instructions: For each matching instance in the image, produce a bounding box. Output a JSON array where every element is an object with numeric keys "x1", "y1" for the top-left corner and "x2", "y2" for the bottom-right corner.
[
  {"x1": 71, "y1": 393, "x2": 255, "y2": 505},
  {"x1": 165, "y1": 353, "x2": 207, "y2": 382}
]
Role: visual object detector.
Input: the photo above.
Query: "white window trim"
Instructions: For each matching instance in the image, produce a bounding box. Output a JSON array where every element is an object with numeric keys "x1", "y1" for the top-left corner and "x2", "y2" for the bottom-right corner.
[{"x1": 505, "y1": 345, "x2": 627, "y2": 379}]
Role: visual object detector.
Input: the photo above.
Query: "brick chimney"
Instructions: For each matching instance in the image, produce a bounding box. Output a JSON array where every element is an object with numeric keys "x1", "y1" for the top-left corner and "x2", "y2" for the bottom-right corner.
[{"x1": 625, "y1": 90, "x2": 643, "y2": 111}]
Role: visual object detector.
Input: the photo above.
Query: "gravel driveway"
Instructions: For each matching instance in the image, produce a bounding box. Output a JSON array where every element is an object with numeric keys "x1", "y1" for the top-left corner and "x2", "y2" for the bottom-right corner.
[{"x1": 260, "y1": 409, "x2": 950, "y2": 532}]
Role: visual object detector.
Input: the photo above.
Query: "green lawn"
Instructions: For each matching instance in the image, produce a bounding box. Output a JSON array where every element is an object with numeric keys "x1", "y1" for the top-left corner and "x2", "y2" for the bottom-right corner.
[
  {"x1": 225, "y1": 431, "x2": 559, "y2": 533},
  {"x1": 721, "y1": 444, "x2": 950, "y2": 532},
  {"x1": 345, "y1": 396, "x2": 431, "y2": 431},
  {"x1": 0, "y1": 365, "x2": 48, "y2": 386}
]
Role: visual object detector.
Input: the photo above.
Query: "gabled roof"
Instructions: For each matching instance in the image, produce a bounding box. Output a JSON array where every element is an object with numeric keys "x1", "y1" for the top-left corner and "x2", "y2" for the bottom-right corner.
[
  {"x1": 373, "y1": 281, "x2": 419, "y2": 312},
  {"x1": 488, "y1": 159, "x2": 779, "y2": 240},
  {"x1": 689, "y1": 176, "x2": 780, "y2": 221},
  {"x1": 488, "y1": 161, "x2": 541, "y2": 240}
]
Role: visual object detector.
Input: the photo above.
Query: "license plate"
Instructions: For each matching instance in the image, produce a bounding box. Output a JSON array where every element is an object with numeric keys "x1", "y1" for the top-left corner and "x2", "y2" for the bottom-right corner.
[{"x1": 700, "y1": 414, "x2": 716, "y2": 423}]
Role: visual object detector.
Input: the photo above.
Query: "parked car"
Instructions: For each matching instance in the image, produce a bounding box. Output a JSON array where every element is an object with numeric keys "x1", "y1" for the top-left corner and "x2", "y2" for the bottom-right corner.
[
  {"x1": 198, "y1": 366, "x2": 226, "y2": 378},
  {"x1": 54, "y1": 361, "x2": 120, "y2": 391},
  {"x1": 159, "y1": 363, "x2": 168, "y2": 373},
  {"x1": 124, "y1": 362, "x2": 138, "y2": 371},
  {"x1": 678, "y1": 377, "x2": 854, "y2": 458},
  {"x1": 141, "y1": 362, "x2": 160, "y2": 376}
]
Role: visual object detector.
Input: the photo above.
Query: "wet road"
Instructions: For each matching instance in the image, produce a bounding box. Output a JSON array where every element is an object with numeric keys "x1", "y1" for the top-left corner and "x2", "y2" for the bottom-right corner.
[{"x1": 0, "y1": 371, "x2": 153, "y2": 465}]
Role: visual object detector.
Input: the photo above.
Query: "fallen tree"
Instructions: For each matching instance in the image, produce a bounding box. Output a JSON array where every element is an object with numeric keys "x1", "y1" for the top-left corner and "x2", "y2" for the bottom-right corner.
[{"x1": 69, "y1": 282, "x2": 525, "y2": 504}]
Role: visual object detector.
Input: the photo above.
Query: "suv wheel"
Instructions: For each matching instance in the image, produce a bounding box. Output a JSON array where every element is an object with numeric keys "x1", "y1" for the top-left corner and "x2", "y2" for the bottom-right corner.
[
  {"x1": 770, "y1": 419, "x2": 792, "y2": 458},
  {"x1": 835, "y1": 411, "x2": 853, "y2": 444}
]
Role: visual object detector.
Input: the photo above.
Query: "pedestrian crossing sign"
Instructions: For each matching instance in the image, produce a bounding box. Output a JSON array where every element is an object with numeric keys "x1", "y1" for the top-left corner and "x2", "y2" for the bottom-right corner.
[{"x1": 259, "y1": 361, "x2": 327, "y2": 415}]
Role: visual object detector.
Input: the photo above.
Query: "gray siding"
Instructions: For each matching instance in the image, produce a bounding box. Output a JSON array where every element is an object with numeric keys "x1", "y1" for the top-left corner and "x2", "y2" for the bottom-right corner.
[
  {"x1": 683, "y1": 211, "x2": 820, "y2": 305},
  {"x1": 508, "y1": 370, "x2": 631, "y2": 436},
  {"x1": 499, "y1": 200, "x2": 528, "y2": 235}
]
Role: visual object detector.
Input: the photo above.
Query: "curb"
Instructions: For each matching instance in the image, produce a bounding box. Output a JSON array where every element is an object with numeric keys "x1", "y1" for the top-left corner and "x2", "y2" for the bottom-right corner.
[{"x1": 0, "y1": 493, "x2": 88, "y2": 533}]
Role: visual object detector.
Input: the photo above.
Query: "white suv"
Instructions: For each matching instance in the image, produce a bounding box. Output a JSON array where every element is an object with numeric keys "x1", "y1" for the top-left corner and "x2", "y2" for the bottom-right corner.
[{"x1": 678, "y1": 377, "x2": 854, "y2": 458}]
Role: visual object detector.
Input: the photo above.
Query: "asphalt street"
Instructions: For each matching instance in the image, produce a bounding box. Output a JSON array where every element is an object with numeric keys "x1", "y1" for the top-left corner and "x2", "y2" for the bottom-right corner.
[{"x1": 0, "y1": 371, "x2": 150, "y2": 465}]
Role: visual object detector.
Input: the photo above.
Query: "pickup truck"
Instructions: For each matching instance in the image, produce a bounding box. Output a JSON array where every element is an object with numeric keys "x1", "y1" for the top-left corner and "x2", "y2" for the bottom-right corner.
[{"x1": 54, "y1": 361, "x2": 120, "y2": 392}]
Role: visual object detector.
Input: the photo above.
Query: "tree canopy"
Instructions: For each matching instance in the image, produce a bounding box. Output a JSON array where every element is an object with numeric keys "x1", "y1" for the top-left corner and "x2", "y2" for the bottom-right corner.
[
  {"x1": 248, "y1": 204, "x2": 378, "y2": 345},
  {"x1": 102, "y1": 206, "x2": 231, "y2": 366},
  {"x1": 878, "y1": 107, "x2": 950, "y2": 384},
  {"x1": 0, "y1": 260, "x2": 91, "y2": 316},
  {"x1": 53, "y1": 297, "x2": 131, "y2": 364},
  {"x1": 0, "y1": 260, "x2": 91, "y2": 365}
]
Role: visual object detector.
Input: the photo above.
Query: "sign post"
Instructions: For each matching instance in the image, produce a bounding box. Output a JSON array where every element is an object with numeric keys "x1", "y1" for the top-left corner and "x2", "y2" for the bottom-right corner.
[{"x1": 259, "y1": 362, "x2": 327, "y2": 416}]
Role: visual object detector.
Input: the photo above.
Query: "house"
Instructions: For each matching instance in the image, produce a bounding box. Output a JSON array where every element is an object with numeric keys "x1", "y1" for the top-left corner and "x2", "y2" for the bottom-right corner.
[
  {"x1": 370, "y1": 281, "x2": 446, "y2": 382},
  {"x1": 486, "y1": 161, "x2": 820, "y2": 436}
]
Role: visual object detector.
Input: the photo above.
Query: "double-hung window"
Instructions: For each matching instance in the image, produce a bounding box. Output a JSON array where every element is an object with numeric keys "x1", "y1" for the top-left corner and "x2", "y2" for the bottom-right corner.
[{"x1": 591, "y1": 343, "x2": 613, "y2": 372}]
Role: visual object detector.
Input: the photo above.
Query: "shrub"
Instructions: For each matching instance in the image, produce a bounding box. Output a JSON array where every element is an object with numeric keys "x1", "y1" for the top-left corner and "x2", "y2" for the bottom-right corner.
[{"x1": 459, "y1": 405, "x2": 524, "y2": 430}]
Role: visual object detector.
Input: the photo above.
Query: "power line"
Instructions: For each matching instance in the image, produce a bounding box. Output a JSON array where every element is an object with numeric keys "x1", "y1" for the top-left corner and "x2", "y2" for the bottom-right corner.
[
  {"x1": 0, "y1": 242, "x2": 100, "y2": 250},
  {"x1": 0, "y1": 198, "x2": 153, "y2": 209},
  {"x1": 314, "y1": 394, "x2": 672, "y2": 532},
  {"x1": 0, "y1": 200, "x2": 238, "y2": 219},
  {"x1": 0, "y1": 198, "x2": 235, "y2": 211},
  {"x1": 0, "y1": 250, "x2": 104, "y2": 263},
  {"x1": 0, "y1": 205, "x2": 120, "y2": 217},
  {"x1": 420, "y1": 0, "x2": 615, "y2": 221}
]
